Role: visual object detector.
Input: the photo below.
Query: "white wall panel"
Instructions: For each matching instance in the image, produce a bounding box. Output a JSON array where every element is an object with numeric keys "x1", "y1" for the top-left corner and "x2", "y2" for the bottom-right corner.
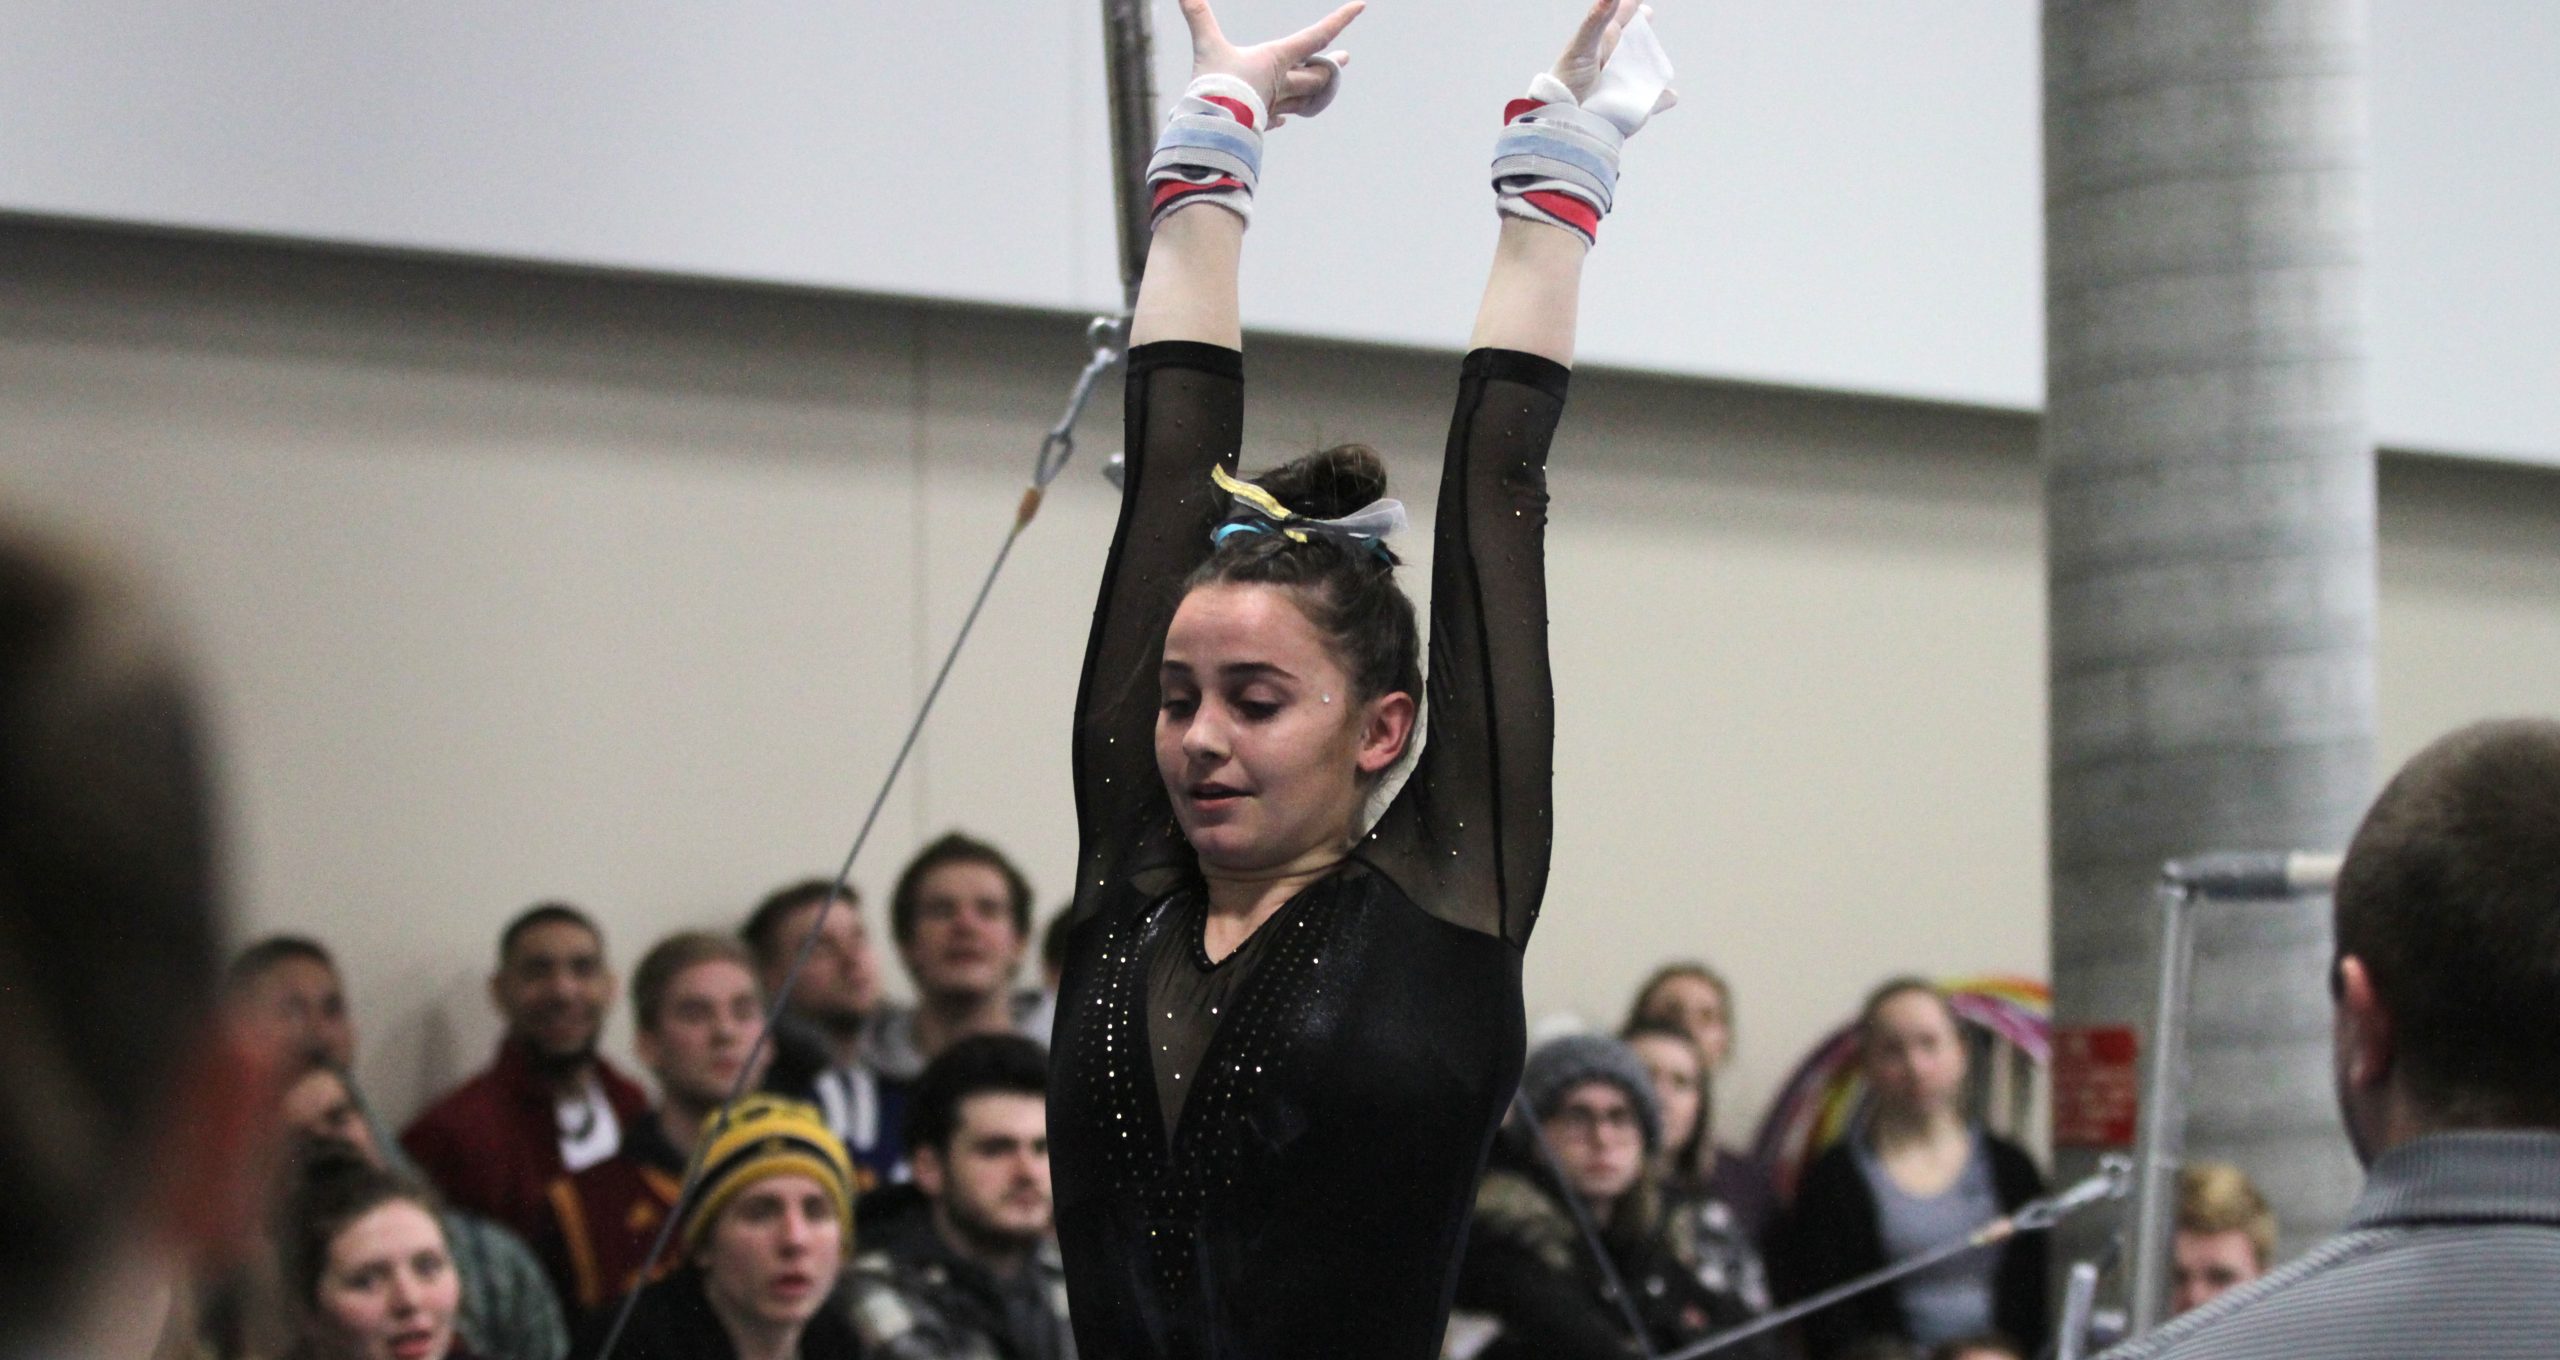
[{"x1": 2, "y1": 1, "x2": 2550, "y2": 461}]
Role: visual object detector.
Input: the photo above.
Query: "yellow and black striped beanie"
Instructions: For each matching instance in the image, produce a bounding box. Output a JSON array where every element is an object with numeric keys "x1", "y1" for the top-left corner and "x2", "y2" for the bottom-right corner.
[{"x1": 681, "y1": 1094, "x2": 856, "y2": 1250}]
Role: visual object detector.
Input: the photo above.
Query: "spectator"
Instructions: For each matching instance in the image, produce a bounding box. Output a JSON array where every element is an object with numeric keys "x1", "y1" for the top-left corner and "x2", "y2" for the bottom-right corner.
[
  {"x1": 542, "y1": 932, "x2": 771, "y2": 1315},
  {"x1": 0, "y1": 526, "x2": 280, "y2": 1359},
  {"x1": 1622, "y1": 1021, "x2": 1775, "y2": 1322},
  {"x1": 744, "y1": 878, "x2": 907, "y2": 1190},
  {"x1": 402, "y1": 905, "x2": 650, "y2": 1248},
  {"x1": 872, "y1": 834, "x2": 1042, "y2": 1083},
  {"x1": 1454, "y1": 1035, "x2": 1768, "y2": 1360},
  {"x1": 279, "y1": 1150, "x2": 471, "y2": 1360},
  {"x1": 230, "y1": 935, "x2": 423, "y2": 1179},
  {"x1": 2168, "y1": 1162, "x2": 2273, "y2": 1317},
  {"x1": 1627, "y1": 962, "x2": 1737, "y2": 1071},
  {"x1": 281, "y1": 1065, "x2": 567, "y2": 1360},
  {"x1": 573, "y1": 1097, "x2": 860, "y2": 1360},
  {"x1": 229, "y1": 936, "x2": 358, "y2": 1071},
  {"x1": 1625, "y1": 962, "x2": 1778, "y2": 1243},
  {"x1": 1772, "y1": 979, "x2": 2047, "y2": 1360},
  {"x1": 2098, "y1": 720, "x2": 2560, "y2": 1359},
  {"x1": 844, "y1": 1035, "x2": 1073, "y2": 1360}
]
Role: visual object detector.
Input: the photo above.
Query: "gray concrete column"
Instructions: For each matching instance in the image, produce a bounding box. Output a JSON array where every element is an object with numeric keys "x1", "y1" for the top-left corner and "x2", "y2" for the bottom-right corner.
[{"x1": 2042, "y1": 0, "x2": 2377, "y2": 1288}]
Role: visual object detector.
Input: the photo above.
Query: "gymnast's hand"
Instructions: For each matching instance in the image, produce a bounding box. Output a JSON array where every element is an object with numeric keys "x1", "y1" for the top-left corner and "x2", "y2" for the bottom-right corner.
[
  {"x1": 1175, "y1": 0, "x2": 1361, "y2": 126},
  {"x1": 1548, "y1": 0, "x2": 1675, "y2": 114}
]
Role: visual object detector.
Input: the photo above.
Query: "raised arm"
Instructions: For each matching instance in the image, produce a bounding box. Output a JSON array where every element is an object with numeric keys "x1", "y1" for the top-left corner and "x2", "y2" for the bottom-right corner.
[
  {"x1": 1070, "y1": 0, "x2": 1364, "y2": 922},
  {"x1": 1470, "y1": 0, "x2": 1672, "y2": 362},
  {"x1": 1363, "y1": 0, "x2": 1675, "y2": 947},
  {"x1": 1128, "y1": 0, "x2": 1363, "y2": 349}
]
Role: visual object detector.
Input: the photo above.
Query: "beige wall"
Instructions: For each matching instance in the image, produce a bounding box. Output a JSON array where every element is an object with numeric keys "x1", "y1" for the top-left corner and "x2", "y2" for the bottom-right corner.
[{"x1": 5, "y1": 220, "x2": 2555, "y2": 1144}]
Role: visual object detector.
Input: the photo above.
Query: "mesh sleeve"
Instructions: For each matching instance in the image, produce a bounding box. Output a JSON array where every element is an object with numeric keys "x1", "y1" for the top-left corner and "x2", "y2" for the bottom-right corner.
[
  {"x1": 1068, "y1": 341, "x2": 1243, "y2": 923},
  {"x1": 1362, "y1": 348, "x2": 1567, "y2": 949}
]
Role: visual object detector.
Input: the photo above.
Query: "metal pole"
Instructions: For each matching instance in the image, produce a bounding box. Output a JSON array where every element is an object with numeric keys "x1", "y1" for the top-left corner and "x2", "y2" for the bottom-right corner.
[
  {"x1": 2054, "y1": 1259, "x2": 2103, "y2": 1360},
  {"x1": 2124, "y1": 878, "x2": 2197, "y2": 1336},
  {"x1": 1098, "y1": 0, "x2": 1159, "y2": 311},
  {"x1": 2121, "y1": 851, "x2": 2345, "y2": 1342}
]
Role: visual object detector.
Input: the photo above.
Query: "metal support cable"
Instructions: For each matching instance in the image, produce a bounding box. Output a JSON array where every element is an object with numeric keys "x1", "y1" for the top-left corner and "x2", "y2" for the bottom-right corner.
[
  {"x1": 588, "y1": 321, "x2": 1121, "y2": 1360},
  {"x1": 1663, "y1": 1157, "x2": 2131, "y2": 1360},
  {"x1": 1509, "y1": 1092, "x2": 1662, "y2": 1360}
]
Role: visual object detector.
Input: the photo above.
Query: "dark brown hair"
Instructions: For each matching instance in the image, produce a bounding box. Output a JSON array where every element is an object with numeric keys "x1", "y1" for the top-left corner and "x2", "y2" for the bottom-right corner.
[
  {"x1": 1858, "y1": 975, "x2": 1952, "y2": 1040},
  {"x1": 891, "y1": 831, "x2": 1034, "y2": 946},
  {"x1": 1619, "y1": 1019, "x2": 1716, "y2": 1186},
  {"x1": 0, "y1": 526, "x2": 218, "y2": 1343},
  {"x1": 1623, "y1": 960, "x2": 1734, "y2": 1040},
  {"x1": 226, "y1": 934, "x2": 337, "y2": 993},
  {"x1": 278, "y1": 1141, "x2": 446, "y2": 1306},
  {"x1": 2334, "y1": 718, "x2": 2560, "y2": 1127},
  {"x1": 1187, "y1": 444, "x2": 1423, "y2": 721},
  {"x1": 903, "y1": 1033, "x2": 1050, "y2": 1155},
  {"x1": 497, "y1": 900, "x2": 601, "y2": 966},
  {"x1": 740, "y1": 877, "x2": 861, "y2": 971},
  {"x1": 631, "y1": 930, "x2": 759, "y2": 1033}
]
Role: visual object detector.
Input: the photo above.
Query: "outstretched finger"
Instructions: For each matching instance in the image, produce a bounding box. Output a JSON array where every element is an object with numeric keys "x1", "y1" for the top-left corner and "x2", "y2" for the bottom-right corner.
[
  {"x1": 1274, "y1": 50, "x2": 1347, "y2": 106},
  {"x1": 1177, "y1": 0, "x2": 1229, "y2": 55},
  {"x1": 1274, "y1": 0, "x2": 1366, "y2": 66},
  {"x1": 1563, "y1": 0, "x2": 1619, "y2": 57},
  {"x1": 1569, "y1": 0, "x2": 1641, "y2": 64}
]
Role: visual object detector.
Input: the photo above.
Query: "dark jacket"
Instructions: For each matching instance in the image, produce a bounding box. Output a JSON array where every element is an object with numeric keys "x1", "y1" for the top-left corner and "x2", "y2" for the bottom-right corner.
[
  {"x1": 1454, "y1": 1134, "x2": 1773, "y2": 1360},
  {"x1": 763, "y1": 1013, "x2": 910, "y2": 1193},
  {"x1": 1771, "y1": 1131, "x2": 2050, "y2": 1360},
  {"x1": 571, "y1": 1265, "x2": 862, "y2": 1360},
  {"x1": 842, "y1": 1231, "x2": 1075, "y2": 1360},
  {"x1": 402, "y1": 1039, "x2": 651, "y2": 1248}
]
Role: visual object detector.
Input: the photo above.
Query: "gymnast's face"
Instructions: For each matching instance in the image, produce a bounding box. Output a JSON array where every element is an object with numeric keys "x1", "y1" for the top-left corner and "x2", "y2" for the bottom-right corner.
[{"x1": 1158, "y1": 582, "x2": 1411, "y2": 875}]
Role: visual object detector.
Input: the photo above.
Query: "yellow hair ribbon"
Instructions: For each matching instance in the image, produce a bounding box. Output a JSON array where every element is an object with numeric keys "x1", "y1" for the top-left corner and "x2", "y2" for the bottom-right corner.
[{"x1": 1209, "y1": 464, "x2": 1310, "y2": 543}]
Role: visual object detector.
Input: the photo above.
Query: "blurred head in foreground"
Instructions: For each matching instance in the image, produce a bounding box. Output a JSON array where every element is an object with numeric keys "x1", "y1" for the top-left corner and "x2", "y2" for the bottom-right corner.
[{"x1": 0, "y1": 520, "x2": 275, "y2": 1356}]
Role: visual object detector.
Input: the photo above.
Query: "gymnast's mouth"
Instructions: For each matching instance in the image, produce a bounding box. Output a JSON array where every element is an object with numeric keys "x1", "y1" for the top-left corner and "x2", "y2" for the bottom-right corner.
[{"x1": 1188, "y1": 782, "x2": 1248, "y2": 806}]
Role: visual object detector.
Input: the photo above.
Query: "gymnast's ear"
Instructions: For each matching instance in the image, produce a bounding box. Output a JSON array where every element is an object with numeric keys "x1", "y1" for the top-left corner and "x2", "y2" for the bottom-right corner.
[{"x1": 1355, "y1": 690, "x2": 1416, "y2": 777}]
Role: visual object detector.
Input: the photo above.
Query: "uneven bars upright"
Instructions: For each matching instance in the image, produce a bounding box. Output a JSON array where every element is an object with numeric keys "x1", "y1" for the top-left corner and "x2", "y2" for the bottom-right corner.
[
  {"x1": 1099, "y1": 0, "x2": 1159, "y2": 312},
  {"x1": 2124, "y1": 850, "x2": 2342, "y2": 1338}
]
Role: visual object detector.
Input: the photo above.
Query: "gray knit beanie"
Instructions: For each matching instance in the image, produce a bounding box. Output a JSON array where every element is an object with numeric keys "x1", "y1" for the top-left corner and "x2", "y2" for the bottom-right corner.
[{"x1": 1519, "y1": 1032, "x2": 1662, "y2": 1153}]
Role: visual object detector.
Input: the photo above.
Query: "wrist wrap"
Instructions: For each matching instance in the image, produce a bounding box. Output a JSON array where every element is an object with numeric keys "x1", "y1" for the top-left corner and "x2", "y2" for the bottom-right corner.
[
  {"x1": 1491, "y1": 93, "x2": 1624, "y2": 246},
  {"x1": 1148, "y1": 75, "x2": 1268, "y2": 230}
]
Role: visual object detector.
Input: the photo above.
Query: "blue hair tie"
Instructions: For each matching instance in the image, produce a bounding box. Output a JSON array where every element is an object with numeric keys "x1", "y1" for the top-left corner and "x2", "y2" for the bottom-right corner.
[{"x1": 1210, "y1": 514, "x2": 1394, "y2": 563}]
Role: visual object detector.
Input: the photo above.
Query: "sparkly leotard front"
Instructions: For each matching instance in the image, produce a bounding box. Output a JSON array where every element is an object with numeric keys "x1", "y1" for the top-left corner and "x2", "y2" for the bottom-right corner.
[{"x1": 1049, "y1": 340, "x2": 1567, "y2": 1360}]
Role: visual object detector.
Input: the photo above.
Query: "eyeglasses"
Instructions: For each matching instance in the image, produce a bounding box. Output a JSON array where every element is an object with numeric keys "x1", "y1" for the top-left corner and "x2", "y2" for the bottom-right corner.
[{"x1": 1546, "y1": 1104, "x2": 1642, "y2": 1138}]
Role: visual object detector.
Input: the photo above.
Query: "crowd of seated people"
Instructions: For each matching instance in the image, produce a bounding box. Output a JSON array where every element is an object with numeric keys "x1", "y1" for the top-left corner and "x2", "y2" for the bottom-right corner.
[
  {"x1": 208, "y1": 831, "x2": 1073, "y2": 1360},
  {"x1": 202, "y1": 788, "x2": 2311, "y2": 1360},
  {"x1": 12, "y1": 508, "x2": 2551, "y2": 1360},
  {"x1": 218, "y1": 856, "x2": 2297, "y2": 1360}
]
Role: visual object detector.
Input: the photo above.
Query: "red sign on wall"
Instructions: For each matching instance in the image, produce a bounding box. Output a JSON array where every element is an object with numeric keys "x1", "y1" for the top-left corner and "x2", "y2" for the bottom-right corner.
[{"x1": 2053, "y1": 1024, "x2": 2141, "y2": 1149}]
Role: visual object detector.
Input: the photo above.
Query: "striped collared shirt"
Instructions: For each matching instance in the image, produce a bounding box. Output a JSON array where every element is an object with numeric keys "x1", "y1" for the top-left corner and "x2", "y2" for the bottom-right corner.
[{"x1": 2100, "y1": 1130, "x2": 2560, "y2": 1360}]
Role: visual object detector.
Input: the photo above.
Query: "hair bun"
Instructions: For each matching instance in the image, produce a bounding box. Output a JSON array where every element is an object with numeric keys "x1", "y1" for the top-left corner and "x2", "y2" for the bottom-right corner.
[{"x1": 1250, "y1": 443, "x2": 1388, "y2": 522}]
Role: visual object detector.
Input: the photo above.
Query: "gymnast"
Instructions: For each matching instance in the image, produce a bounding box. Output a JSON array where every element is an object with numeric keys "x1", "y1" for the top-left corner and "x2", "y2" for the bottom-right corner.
[{"x1": 1046, "y1": 0, "x2": 1675, "y2": 1355}]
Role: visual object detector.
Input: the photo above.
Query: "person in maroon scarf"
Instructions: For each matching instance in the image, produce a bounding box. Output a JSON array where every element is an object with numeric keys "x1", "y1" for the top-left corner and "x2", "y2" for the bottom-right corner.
[{"x1": 403, "y1": 904, "x2": 649, "y2": 1251}]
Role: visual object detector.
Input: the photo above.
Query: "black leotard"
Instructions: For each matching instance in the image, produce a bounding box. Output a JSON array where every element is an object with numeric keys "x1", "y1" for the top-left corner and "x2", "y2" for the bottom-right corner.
[{"x1": 1049, "y1": 339, "x2": 1567, "y2": 1359}]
